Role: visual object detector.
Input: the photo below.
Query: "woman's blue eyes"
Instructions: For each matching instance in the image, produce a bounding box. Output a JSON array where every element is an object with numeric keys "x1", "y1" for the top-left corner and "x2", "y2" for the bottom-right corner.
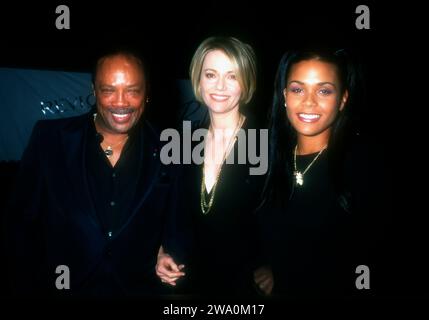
[{"x1": 205, "y1": 73, "x2": 237, "y2": 80}]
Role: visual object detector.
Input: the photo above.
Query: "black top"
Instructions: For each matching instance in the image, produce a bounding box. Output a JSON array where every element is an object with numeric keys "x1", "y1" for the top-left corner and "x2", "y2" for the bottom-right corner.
[
  {"x1": 167, "y1": 117, "x2": 266, "y2": 297},
  {"x1": 86, "y1": 119, "x2": 141, "y2": 239},
  {"x1": 259, "y1": 149, "x2": 368, "y2": 297}
]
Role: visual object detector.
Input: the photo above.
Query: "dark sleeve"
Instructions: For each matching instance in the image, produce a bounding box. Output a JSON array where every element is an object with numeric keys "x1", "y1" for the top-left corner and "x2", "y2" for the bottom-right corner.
[
  {"x1": 253, "y1": 202, "x2": 276, "y2": 269},
  {"x1": 4, "y1": 121, "x2": 47, "y2": 295},
  {"x1": 161, "y1": 164, "x2": 193, "y2": 265}
]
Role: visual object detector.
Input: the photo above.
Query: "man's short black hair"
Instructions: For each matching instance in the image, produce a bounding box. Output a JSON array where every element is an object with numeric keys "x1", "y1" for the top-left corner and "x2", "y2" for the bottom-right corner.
[{"x1": 91, "y1": 46, "x2": 150, "y2": 94}]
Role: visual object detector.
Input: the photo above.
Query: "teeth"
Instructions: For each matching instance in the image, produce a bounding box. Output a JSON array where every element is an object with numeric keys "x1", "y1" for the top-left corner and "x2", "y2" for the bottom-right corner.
[
  {"x1": 299, "y1": 113, "x2": 320, "y2": 119},
  {"x1": 212, "y1": 95, "x2": 229, "y2": 100},
  {"x1": 112, "y1": 113, "x2": 128, "y2": 118}
]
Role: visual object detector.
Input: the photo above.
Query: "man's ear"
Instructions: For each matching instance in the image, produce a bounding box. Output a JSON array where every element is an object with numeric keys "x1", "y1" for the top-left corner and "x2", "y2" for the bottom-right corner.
[{"x1": 339, "y1": 90, "x2": 349, "y2": 111}]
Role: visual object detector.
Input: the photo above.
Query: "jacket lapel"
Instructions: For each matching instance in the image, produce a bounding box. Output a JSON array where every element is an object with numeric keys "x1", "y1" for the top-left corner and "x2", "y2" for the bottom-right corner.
[{"x1": 60, "y1": 113, "x2": 103, "y2": 233}]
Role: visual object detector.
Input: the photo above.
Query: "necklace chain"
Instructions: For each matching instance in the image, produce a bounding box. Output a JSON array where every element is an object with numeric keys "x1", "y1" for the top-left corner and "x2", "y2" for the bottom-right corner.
[
  {"x1": 101, "y1": 136, "x2": 129, "y2": 157},
  {"x1": 93, "y1": 113, "x2": 128, "y2": 158},
  {"x1": 200, "y1": 115, "x2": 244, "y2": 214},
  {"x1": 293, "y1": 145, "x2": 327, "y2": 186}
]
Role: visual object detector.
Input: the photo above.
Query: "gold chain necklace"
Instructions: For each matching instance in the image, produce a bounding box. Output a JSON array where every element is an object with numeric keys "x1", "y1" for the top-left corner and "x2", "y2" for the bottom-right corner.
[
  {"x1": 293, "y1": 145, "x2": 327, "y2": 186},
  {"x1": 101, "y1": 136, "x2": 128, "y2": 158},
  {"x1": 94, "y1": 113, "x2": 128, "y2": 158},
  {"x1": 200, "y1": 115, "x2": 244, "y2": 214}
]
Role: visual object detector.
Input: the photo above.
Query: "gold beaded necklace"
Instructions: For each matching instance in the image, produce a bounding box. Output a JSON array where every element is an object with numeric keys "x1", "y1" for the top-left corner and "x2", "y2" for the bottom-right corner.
[{"x1": 200, "y1": 115, "x2": 244, "y2": 214}]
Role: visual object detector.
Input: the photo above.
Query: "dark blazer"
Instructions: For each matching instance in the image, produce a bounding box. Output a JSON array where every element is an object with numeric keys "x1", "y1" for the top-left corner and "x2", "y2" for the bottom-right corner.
[
  {"x1": 163, "y1": 116, "x2": 267, "y2": 296},
  {"x1": 5, "y1": 112, "x2": 172, "y2": 297}
]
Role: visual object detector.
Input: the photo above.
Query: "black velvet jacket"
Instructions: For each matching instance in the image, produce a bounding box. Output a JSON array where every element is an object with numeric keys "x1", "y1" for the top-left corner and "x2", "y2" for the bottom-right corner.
[
  {"x1": 6, "y1": 112, "x2": 173, "y2": 297},
  {"x1": 164, "y1": 116, "x2": 267, "y2": 297}
]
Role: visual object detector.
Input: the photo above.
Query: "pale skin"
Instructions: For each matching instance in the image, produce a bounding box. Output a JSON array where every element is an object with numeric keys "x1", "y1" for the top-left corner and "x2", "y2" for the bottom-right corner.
[
  {"x1": 200, "y1": 50, "x2": 244, "y2": 193},
  {"x1": 283, "y1": 59, "x2": 348, "y2": 154},
  {"x1": 156, "y1": 49, "x2": 273, "y2": 295},
  {"x1": 93, "y1": 54, "x2": 146, "y2": 167}
]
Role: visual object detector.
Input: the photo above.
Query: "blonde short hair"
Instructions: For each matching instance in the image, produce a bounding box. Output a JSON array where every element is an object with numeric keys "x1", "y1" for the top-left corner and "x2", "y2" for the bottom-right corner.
[{"x1": 189, "y1": 36, "x2": 257, "y2": 105}]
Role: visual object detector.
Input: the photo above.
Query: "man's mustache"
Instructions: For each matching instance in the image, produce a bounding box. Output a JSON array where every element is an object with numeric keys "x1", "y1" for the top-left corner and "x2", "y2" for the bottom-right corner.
[{"x1": 107, "y1": 107, "x2": 136, "y2": 115}]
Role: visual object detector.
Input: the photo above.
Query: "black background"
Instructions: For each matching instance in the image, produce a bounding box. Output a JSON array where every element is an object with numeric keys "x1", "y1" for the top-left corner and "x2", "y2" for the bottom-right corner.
[
  {"x1": 0, "y1": 1, "x2": 402, "y2": 148},
  {"x1": 0, "y1": 0, "x2": 426, "y2": 315}
]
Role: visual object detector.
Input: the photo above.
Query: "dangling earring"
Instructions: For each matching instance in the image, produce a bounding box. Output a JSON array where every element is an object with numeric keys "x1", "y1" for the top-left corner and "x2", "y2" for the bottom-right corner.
[
  {"x1": 284, "y1": 102, "x2": 287, "y2": 108},
  {"x1": 146, "y1": 97, "x2": 150, "y2": 103}
]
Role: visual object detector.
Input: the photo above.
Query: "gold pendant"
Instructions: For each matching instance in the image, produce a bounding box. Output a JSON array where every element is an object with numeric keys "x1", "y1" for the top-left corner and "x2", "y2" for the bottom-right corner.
[
  {"x1": 104, "y1": 146, "x2": 113, "y2": 158},
  {"x1": 295, "y1": 171, "x2": 303, "y2": 186}
]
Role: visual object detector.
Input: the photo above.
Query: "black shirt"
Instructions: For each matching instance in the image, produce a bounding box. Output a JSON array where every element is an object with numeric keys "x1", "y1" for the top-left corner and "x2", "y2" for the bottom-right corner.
[
  {"x1": 172, "y1": 117, "x2": 266, "y2": 297},
  {"x1": 86, "y1": 119, "x2": 141, "y2": 239},
  {"x1": 261, "y1": 151, "x2": 362, "y2": 297}
]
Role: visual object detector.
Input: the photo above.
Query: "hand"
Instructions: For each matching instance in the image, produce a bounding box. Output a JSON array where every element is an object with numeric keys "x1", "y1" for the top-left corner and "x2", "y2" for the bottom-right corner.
[
  {"x1": 156, "y1": 252, "x2": 185, "y2": 286},
  {"x1": 254, "y1": 265, "x2": 274, "y2": 296}
]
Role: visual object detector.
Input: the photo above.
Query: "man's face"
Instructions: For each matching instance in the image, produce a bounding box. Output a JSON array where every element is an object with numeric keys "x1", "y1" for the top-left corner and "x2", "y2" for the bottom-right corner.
[{"x1": 94, "y1": 54, "x2": 146, "y2": 134}]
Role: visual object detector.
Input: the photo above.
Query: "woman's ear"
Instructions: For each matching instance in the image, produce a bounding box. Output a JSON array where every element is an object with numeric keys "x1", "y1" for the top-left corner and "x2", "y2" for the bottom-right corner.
[{"x1": 339, "y1": 90, "x2": 349, "y2": 111}]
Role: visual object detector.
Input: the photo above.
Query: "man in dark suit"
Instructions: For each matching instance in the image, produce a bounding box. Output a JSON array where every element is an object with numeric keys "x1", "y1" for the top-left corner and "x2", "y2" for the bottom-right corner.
[{"x1": 5, "y1": 49, "x2": 172, "y2": 297}]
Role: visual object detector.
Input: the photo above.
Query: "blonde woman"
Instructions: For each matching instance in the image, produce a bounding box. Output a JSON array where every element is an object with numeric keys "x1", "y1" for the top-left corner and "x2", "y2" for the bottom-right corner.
[{"x1": 156, "y1": 37, "x2": 272, "y2": 297}]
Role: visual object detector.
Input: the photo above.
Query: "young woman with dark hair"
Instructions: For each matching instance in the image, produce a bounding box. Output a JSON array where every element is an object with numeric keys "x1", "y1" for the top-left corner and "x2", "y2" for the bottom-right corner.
[{"x1": 260, "y1": 48, "x2": 374, "y2": 297}]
